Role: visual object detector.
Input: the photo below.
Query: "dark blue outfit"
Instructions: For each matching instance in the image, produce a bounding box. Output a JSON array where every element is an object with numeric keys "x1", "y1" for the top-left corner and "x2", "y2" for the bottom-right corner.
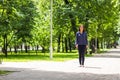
[{"x1": 75, "y1": 31, "x2": 88, "y2": 65}]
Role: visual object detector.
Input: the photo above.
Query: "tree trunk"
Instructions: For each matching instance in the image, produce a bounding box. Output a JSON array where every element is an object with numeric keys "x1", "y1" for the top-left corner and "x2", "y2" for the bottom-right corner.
[
  {"x1": 14, "y1": 46, "x2": 17, "y2": 53},
  {"x1": 97, "y1": 38, "x2": 99, "y2": 49},
  {"x1": 68, "y1": 38, "x2": 72, "y2": 52},
  {"x1": 35, "y1": 45, "x2": 39, "y2": 55},
  {"x1": 20, "y1": 45, "x2": 23, "y2": 53},
  {"x1": 42, "y1": 47, "x2": 44, "y2": 53},
  {"x1": 2, "y1": 34, "x2": 8, "y2": 57},
  {"x1": 65, "y1": 38, "x2": 68, "y2": 53},
  {"x1": 57, "y1": 34, "x2": 61, "y2": 52},
  {"x1": 25, "y1": 45, "x2": 28, "y2": 53},
  {"x1": 101, "y1": 41, "x2": 103, "y2": 49},
  {"x1": 37, "y1": 45, "x2": 39, "y2": 51},
  {"x1": 62, "y1": 35, "x2": 64, "y2": 52},
  {"x1": 9, "y1": 47, "x2": 12, "y2": 54},
  {"x1": 90, "y1": 38, "x2": 95, "y2": 54},
  {"x1": 42, "y1": 46, "x2": 46, "y2": 56}
]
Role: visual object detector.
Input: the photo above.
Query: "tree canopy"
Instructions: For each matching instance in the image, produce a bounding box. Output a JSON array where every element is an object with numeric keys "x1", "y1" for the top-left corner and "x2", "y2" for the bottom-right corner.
[{"x1": 0, "y1": 0, "x2": 120, "y2": 56}]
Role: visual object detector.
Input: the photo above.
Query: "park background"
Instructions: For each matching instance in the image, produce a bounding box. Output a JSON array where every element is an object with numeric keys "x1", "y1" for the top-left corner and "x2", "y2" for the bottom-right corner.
[{"x1": 0, "y1": 0, "x2": 120, "y2": 62}]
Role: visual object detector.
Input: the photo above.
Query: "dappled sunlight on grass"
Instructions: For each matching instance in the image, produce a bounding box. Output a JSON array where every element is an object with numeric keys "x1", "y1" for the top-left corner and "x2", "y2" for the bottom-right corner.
[{"x1": 0, "y1": 51, "x2": 93, "y2": 62}]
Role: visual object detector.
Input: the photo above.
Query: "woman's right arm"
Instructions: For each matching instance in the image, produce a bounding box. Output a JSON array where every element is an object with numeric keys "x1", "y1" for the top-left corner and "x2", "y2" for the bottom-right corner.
[{"x1": 75, "y1": 32, "x2": 78, "y2": 48}]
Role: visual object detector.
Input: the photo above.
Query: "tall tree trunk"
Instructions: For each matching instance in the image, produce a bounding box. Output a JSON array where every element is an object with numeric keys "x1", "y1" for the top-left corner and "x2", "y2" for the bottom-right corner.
[
  {"x1": 35, "y1": 45, "x2": 39, "y2": 55},
  {"x1": 37, "y1": 45, "x2": 39, "y2": 51},
  {"x1": 101, "y1": 41, "x2": 103, "y2": 49},
  {"x1": 68, "y1": 38, "x2": 72, "y2": 52},
  {"x1": 97, "y1": 38, "x2": 99, "y2": 49},
  {"x1": 25, "y1": 45, "x2": 28, "y2": 53},
  {"x1": 103, "y1": 39, "x2": 106, "y2": 49},
  {"x1": 42, "y1": 46, "x2": 45, "y2": 53},
  {"x1": 90, "y1": 38, "x2": 95, "y2": 54},
  {"x1": 9, "y1": 47, "x2": 12, "y2": 54},
  {"x1": 57, "y1": 34, "x2": 61, "y2": 52},
  {"x1": 65, "y1": 38, "x2": 68, "y2": 53},
  {"x1": 14, "y1": 46, "x2": 17, "y2": 53},
  {"x1": 1, "y1": 3, "x2": 7, "y2": 57},
  {"x1": 62, "y1": 35, "x2": 64, "y2": 52},
  {"x1": 21, "y1": 45, "x2": 23, "y2": 53},
  {"x1": 3, "y1": 34, "x2": 8, "y2": 57}
]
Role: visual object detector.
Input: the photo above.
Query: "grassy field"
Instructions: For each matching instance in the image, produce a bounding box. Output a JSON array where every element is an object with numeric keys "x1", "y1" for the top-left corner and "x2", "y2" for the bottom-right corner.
[
  {"x1": 0, "y1": 52, "x2": 92, "y2": 62},
  {"x1": 0, "y1": 70, "x2": 13, "y2": 75},
  {"x1": 0, "y1": 49, "x2": 108, "y2": 62}
]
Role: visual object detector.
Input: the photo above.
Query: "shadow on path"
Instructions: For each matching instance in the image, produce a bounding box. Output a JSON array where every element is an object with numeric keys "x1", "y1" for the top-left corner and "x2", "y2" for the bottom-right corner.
[
  {"x1": 84, "y1": 66, "x2": 101, "y2": 69},
  {"x1": 0, "y1": 67, "x2": 120, "y2": 80}
]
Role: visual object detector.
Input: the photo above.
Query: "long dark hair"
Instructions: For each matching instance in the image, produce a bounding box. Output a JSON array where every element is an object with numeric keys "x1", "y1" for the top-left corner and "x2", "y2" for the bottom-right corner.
[{"x1": 78, "y1": 24, "x2": 85, "y2": 32}]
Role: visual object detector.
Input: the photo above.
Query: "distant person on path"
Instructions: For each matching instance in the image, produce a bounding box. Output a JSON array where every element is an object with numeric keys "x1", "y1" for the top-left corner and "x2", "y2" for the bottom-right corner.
[{"x1": 75, "y1": 24, "x2": 88, "y2": 67}]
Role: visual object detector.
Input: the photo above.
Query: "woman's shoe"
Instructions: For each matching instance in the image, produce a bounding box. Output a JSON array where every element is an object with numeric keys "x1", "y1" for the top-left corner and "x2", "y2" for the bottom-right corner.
[
  {"x1": 80, "y1": 65, "x2": 85, "y2": 67},
  {"x1": 80, "y1": 65, "x2": 82, "y2": 67}
]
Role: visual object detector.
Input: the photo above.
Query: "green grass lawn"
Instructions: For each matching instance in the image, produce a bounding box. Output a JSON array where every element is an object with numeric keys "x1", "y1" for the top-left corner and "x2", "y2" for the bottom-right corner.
[
  {"x1": 0, "y1": 51, "x2": 92, "y2": 62},
  {"x1": 0, "y1": 70, "x2": 13, "y2": 75},
  {"x1": 0, "y1": 49, "x2": 108, "y2": 62}
]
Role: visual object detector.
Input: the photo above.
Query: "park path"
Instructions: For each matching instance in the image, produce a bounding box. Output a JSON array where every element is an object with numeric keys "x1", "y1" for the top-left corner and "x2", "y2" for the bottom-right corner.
[{"x1": 0, "y1": 46, "x2": 120, "y2": 80}]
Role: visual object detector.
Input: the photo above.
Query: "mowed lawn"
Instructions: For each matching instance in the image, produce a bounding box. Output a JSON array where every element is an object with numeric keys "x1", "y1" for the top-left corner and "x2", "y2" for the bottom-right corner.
[
  {"x1": 0, "y1": 51, "x2": 92, "y2": 62},
  {"x1": 0, "y1": 49, "x2": 107, "y2": 62},
  {"x1": 0, "y1": 70, "x2": 13, "y2": 75}
]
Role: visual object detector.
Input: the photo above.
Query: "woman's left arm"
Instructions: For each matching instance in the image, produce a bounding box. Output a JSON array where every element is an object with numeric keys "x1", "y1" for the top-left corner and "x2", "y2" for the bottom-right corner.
[{"x1": 86, "y1": 32, "x2": 88, "y2": 48}]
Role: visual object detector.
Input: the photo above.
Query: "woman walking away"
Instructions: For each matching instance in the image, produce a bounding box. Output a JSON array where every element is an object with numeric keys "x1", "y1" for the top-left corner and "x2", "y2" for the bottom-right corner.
[{"x1": 75, "y1": 24, "x2": 88, "y2": 67}]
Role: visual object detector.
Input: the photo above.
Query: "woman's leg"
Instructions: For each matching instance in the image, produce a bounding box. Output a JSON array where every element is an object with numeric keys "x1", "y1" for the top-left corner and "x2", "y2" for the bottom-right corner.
[
  {"x1": 79, "y1": 52, "x2": 82, "y2": 65},
  {"x1": 81, "y1": 45, "x2": 86, "y2": 66},
  {"x1": 78, "y1": 45, "x2": 82, "y2": 65},
  {"x1": 81, "y1": 52, "x2": 85, "y2": 65}
]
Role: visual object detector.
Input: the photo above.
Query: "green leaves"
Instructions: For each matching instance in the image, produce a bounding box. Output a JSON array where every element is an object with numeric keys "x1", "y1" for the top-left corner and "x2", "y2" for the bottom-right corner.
[
  {"x1": 0, "y1": 0, "x2": 119, "y2": 53},
  {"x1": 0, "y1": 0, "x2": 37, "y2": 48}
]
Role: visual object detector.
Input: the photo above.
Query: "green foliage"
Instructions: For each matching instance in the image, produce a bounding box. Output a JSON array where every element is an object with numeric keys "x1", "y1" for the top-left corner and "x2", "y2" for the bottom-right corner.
[
  {"x1": 52, "y1": 0, "x2": 120, "y2": 51},
  {"x1": 30, "y1": 0, "x2": 51, "y2": 52},
  {"x1": 0, "y1": 0, "x2": 120, "y2": 57},
  {"x1": 0, "y1": 0, "x2": 38, "y2": 56}
]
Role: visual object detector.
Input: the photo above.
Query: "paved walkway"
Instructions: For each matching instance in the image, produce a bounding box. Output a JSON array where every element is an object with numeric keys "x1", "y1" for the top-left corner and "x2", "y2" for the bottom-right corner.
[{"x1": 0, "y1": 46, "x2": 120, "y2": 80}]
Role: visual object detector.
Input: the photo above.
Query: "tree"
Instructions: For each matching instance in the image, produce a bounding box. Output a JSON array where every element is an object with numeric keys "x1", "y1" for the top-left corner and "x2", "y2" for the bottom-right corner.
[
  {"x1": 30, "y1": 0, "x2": 51, "y2": 53},
  {"x1": 0, "y1": 0, "x2": 37, "y2": 56},
  {"x1": 15, "y1": 0, "x2": 37, "y2": 53},
  {"x1": 0, "y1": 0, "x2": 21, "y2": 57}
]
